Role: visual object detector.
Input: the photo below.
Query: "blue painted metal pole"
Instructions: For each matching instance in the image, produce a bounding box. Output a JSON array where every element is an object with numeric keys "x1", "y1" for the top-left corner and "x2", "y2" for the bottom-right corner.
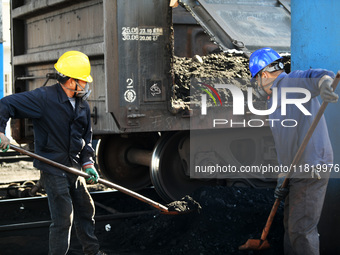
[
  {"x1": 0, "y1": 43, "x2": 3, "y2": 99},
  {"x1": 291, "y1": 0, "x2": 340, "y2": 253}
]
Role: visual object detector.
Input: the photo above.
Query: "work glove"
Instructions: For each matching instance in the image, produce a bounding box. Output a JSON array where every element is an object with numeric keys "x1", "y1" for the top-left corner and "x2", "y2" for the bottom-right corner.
[
  {"x1": 0, "y1": 132, "x2": 10, "y2": 152},
  {"x1": 311, "y1": 167, "x2": 321, "y2": 179},
  {"x1": 274, "y1": 173, "x2": 289, "y2": 200},
  {"x1": 83, "y1": 164, "x2": 99, "y2": 184},
  {"x1": 320, "y1": 79, "x2": 339, "y2": 103}
]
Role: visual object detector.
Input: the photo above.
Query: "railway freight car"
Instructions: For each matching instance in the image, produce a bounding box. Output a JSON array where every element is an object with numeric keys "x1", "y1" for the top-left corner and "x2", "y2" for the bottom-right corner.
[{"x1": 9, "y1": 0, "x2": 291, "y2": 202}]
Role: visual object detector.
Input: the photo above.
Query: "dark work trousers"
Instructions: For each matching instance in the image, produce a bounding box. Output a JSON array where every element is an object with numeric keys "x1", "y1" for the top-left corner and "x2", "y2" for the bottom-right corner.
[
  {"x1": 40, "y1": 171, "x2": 100, "y2": 255},
  {"x1": 283, "y1": 170, "x2": 330, "y2": 255}
]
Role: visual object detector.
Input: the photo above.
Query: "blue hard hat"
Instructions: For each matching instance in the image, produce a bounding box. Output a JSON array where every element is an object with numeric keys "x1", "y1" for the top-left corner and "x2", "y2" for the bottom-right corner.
[{"x1": 249, "y1": 47, "x2": 282, "y2": 78}]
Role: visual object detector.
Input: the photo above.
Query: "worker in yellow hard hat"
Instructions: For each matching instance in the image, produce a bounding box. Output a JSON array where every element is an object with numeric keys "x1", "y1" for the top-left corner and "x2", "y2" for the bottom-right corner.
[
  {"x1": 55, "y1": 50, "x2": 93, "y2": 100},
  {"x1": 0, "y1": 51, "x2": 106, "y2": 255}
]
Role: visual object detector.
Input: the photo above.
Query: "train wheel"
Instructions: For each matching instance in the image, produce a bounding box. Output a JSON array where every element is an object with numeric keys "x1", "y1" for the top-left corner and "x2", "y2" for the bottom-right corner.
[
  {"x1": 96, "y1": 134, "x2": 158, "y2": 191},
  {"x1": 151, "y1": 131, "x2": 208, "y2": 202}
]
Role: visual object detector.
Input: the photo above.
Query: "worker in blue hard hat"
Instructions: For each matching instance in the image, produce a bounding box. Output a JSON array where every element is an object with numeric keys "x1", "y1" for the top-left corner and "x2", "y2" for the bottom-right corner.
[
  {"x1": 249, "y1": 47, "x2": 338, "y2": 255},
  {"x1": 0, "y1": 51, "x2": 106, "y2": 255}
]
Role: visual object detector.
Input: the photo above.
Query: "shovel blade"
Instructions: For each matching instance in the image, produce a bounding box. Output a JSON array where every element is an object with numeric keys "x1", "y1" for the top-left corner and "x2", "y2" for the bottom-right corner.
[{"x1": 238, "y1": 239, "x2": 270, "y2": 250}]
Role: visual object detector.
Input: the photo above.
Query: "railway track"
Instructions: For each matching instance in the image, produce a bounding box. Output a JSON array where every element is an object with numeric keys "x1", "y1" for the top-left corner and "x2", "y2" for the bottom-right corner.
[
  {"x1": 0, "y1": 155, "x2": 166, "y2": 254},
  {"x1": 0, "y1": 188, "x2": 163, "y2": 255},
  {"x1": 0, "y1": 149, "x2": 32, "y2": 163}
]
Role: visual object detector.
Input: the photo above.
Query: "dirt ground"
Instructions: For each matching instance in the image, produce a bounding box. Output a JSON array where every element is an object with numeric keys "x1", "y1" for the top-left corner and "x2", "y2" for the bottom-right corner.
[{"x1": 0, "y1": 160, "x2": 40, "y2": 184}]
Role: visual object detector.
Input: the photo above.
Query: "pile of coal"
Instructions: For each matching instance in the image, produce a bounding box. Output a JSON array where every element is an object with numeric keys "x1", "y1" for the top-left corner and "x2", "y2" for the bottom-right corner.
[
  {"x1": 97, "y1": 186, "x2": 284, "y2": 255},
  {"x1": 172, "y1": 53, "x2": 251, "y2": 108},
  {"x1": 171, "y1": 52, "x2": 290, "y2": 111}
]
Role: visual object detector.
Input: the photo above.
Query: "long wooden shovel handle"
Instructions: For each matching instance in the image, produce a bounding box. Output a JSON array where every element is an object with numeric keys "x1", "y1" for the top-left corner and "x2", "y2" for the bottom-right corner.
[
  {"x1": 9, "y1": 144, "x2": 170, "y2": 213},
  {"x1": 261, "y1": 71, "x2": 340, "y2": 241}
]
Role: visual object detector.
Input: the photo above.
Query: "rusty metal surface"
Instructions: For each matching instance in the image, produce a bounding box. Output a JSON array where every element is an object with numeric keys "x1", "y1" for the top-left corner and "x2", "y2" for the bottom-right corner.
[
  {"x1": 104, "y1": 0, "x2": 173, "y2": 131},
  {"x1": 173, "y1": 6, "x2": 220, "y2": 57},
  {"x1": 12, "y1": 0, "x2": 104, "y2": 65},
  {"x1": 179, "y1": 0, "x2": 291, "y2": 53}
]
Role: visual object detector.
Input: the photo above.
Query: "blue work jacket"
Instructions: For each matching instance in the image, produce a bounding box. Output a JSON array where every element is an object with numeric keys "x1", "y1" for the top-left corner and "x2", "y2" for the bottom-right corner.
[
  {"x1": 0, "y1": 84, "x2": 94, "y2": 177},
  {"x1": 268, "y1": 69, "x2": 335, "y2": 167}
]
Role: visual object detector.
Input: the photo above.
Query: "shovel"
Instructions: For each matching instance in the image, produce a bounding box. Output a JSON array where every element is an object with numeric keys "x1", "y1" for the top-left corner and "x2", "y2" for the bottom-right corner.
[
  {"x1": 239, "y1": 71, "x2": 340, "y2": 250},
  {"x1": 9, "y1": 144, "x2": 201, "y2": 215}
]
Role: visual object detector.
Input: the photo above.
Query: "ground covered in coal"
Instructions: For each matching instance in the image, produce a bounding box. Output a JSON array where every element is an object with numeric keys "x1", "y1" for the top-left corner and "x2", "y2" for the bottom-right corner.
[{"x1": 96, "y1": 186, "x2": 284, "y2": 255}]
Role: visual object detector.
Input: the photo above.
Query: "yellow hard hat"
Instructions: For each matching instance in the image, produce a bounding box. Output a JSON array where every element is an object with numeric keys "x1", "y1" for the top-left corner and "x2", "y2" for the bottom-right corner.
[{"x1": 54, "y1": 51, "x2": 93, "y2": 83}]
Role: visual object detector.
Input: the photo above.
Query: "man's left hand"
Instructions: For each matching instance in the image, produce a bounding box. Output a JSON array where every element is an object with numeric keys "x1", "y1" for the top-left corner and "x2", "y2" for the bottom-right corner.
[
  {"x1": 83, "y1": 165, "x2": 99, "y2": 184},
  {"x1": 274, "y1": 174, "x2": 289, "y2": 200}
]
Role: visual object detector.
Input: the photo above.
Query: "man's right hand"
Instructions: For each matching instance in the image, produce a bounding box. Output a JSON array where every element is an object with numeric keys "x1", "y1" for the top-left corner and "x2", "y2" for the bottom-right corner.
[
  {"x1": 0, "y1": 132, "x2": 10, "y2": 152},
  {"x1": 83, "y1": 164, "x2": 99, "y2": 184},
  {"x1": 320, "y1": 78, "x2": 339, "y2": 103}
]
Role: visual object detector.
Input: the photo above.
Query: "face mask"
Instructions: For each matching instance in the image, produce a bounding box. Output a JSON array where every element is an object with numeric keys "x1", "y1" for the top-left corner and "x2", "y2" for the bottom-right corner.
[
  {"x1": 75, "y1": 81, "x2": 92, "y2": 101},
  {"x1": 251, "y1": 76, "x2": 272, "y2": 100},
  {"x1": 253, "y1": 84, "x2": 268, "y2": 100},
  {"x1": 61, "y1": 80, "x2": 91, "y2": 101}
]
